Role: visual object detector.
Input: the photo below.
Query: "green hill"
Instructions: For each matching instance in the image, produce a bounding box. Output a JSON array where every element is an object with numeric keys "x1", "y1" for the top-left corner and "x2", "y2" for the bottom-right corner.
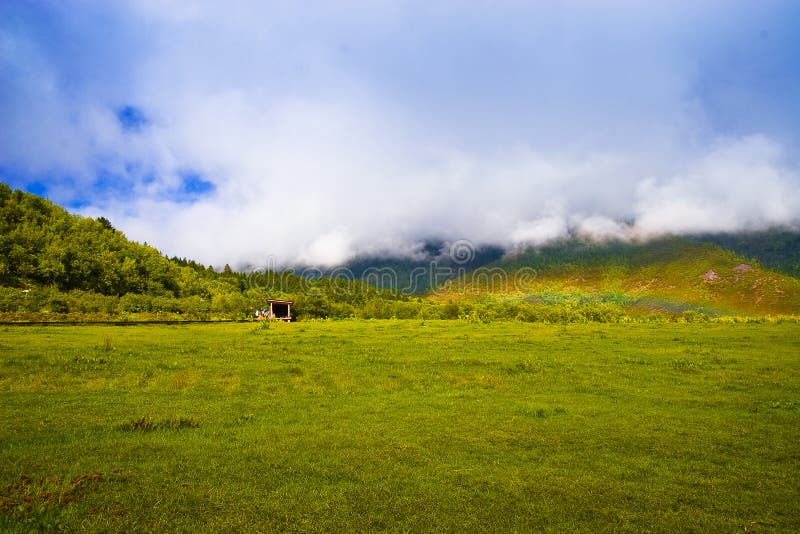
[
  {"x1": 0, "y1": 182, "x2": 244, "y2": 298},
  {"x1": 0, "y1": 183, "x2": 405, "y2": 320},
  {"x1": 435, "y1": 237, "x2": 800, "y2": 316}
]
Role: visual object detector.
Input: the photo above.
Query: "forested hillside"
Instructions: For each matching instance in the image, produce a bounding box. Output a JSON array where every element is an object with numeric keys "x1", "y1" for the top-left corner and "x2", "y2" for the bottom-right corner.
[
  {"x1": 0, "y1": 183, "x2": 244, "y2": 297},
  {"x1": 0, "y1": 184, "x2": 413, "y2": 320}
]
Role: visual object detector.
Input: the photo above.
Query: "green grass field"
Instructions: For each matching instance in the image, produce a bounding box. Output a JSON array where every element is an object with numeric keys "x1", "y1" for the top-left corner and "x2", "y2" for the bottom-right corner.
[{"x1": 1, "y1": 321, "x2": 798, "y2": 532}]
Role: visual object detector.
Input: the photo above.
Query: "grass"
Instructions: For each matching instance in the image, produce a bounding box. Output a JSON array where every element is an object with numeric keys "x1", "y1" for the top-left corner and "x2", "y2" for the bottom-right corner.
[{"x1": 0, "y1": 320, "x2": 798, "y2": 531}]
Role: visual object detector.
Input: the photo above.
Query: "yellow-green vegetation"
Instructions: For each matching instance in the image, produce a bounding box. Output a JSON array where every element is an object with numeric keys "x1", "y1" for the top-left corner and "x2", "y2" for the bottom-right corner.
[
  {"x1": 1, "y1": 321, "x2": 798, "y2": 531},
  {"x1": 439, "y1": 238, "x2": 800, "y2": 316}
]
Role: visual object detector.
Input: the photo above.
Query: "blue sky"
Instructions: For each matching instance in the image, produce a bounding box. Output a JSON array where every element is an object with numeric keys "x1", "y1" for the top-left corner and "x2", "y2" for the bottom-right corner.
[{"x1": 1, "y1": 1, "x2": 799, "y2": 266}]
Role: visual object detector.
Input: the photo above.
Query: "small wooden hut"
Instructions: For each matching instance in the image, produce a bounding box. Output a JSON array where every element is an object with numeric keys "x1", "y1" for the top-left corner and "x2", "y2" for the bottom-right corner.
[{"x1": 261, "y1": 299, "x2": 292, "y2": 321}]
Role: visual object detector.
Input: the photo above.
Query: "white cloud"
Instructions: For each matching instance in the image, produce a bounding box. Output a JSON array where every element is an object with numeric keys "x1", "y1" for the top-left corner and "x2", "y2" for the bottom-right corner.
[
  {"x1": 634, "y1": 136, "x2": 800, "y2": 236},
  {"x1": 576, "y1": 217, "x2": 633, "y2": 242},
  {"x1": 511, "y1": 216, "x2": 569, "y2": 246},
  {"x1": 2, "y1": 1, "x2": 799, "y2": 267},
  {"x1": 299, "y1": 229, "x2": 354, "y2": 267}
]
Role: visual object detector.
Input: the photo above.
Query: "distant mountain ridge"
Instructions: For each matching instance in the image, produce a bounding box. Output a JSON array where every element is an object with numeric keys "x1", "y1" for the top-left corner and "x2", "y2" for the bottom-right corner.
[
  {"x1": 325, "y1": 242, "x2": 505, "y2": 295},
  {"x1": 331, "y1": 230, "x2": 800, "y2": 297},
  {"x1": 328, "y1": 232, "x2": 800, "y2": 315}
]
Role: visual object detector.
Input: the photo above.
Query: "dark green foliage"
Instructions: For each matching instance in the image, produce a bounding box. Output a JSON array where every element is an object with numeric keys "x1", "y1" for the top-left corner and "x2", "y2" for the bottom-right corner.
[{"x1": 0, "y1": 183, "x2": 196, "y2": 296}]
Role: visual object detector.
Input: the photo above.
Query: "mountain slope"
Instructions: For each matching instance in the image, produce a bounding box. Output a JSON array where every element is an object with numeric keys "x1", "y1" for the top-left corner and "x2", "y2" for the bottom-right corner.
[
  {"x1": 435, "y1": 238, "x2": 800, "y2": 316},
  {"x1": 693, "y1": 230, "x2": 800, "y2": 279}
]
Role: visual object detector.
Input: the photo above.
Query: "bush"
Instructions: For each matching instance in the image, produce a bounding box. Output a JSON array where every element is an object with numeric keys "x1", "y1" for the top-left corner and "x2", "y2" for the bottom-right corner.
[
  {"x1": 682, "y1": 310, "x2": 710, "y2": 323},
  {"x1": 119, "y1": 293, "x2": 154, "y2": 313},
  {"x1": 67, "y1": 291, "x2": 119, "y2": 314},
  {"x1": 441, "y1": 300, "x2": 460, "y2": 320}
]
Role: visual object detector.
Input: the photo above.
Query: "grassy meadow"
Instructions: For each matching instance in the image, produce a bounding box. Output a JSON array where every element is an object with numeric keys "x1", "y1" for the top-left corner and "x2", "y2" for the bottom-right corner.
[{"x1": 1, "y1": 320, "x2": 799, "y2": 532}]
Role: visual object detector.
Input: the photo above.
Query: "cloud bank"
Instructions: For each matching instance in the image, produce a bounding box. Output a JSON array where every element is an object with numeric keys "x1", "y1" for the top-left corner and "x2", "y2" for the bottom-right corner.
[{"x1": 1, "y1": 1, "x2": 799, "y2": 266}]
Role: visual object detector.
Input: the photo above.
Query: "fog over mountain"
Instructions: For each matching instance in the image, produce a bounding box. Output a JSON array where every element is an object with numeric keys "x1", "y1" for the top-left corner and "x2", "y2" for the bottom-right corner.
[{"x1": 2, "y1": 1, "x2": 799, "y2": 267}]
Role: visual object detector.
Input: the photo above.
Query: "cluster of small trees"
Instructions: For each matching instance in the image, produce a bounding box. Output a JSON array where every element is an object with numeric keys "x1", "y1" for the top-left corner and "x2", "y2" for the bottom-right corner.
[
  {"x1": 287, "y1": 295, "x2": 631, "y2": 323},
  {"x1": 0, "y1": 286, "x2": 249, "y2": 320}
]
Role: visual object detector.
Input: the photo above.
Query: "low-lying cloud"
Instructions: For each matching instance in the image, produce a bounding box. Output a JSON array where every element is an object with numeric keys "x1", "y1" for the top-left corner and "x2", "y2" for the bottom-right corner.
[{"x1": 1, "y1": 1, "x2": 799, "y2": 267}]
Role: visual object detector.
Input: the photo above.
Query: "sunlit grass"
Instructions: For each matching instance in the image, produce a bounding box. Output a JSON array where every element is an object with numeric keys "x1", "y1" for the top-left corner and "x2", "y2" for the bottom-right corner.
[{"x1": 1, "y1": 321, "x2": 798, "y2": 531}]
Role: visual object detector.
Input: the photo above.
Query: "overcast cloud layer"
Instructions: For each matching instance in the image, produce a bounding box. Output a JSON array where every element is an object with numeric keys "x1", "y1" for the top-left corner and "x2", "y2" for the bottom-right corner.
[{"x1": 2, "y1": 1, "x2": 800, "y2": 266}]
